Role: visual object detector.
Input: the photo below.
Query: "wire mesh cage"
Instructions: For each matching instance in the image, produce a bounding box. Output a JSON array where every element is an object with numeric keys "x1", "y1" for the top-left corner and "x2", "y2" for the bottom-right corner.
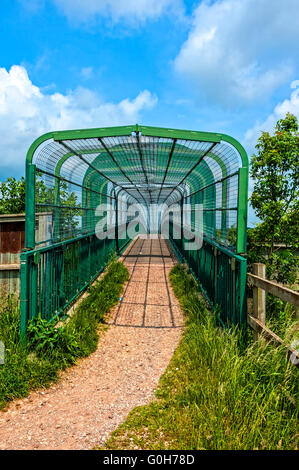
[{"x1": 20, "y1": 124, "x2": 248, "y2": 340}]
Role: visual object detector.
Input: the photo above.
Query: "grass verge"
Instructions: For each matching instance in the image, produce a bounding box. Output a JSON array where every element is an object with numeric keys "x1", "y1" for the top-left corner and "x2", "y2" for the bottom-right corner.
[
  {"x1": 103, "y1": 263, "x2": 298, "y2": 450},
  {"x1": 0, "y1": 259, "x2": 129, "y2": 410}
]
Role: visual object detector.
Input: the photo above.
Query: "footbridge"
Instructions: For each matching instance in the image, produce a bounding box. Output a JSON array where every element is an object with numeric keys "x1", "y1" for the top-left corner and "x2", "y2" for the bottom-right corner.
[{"x1": 20, "y1": 124, "x2": 248, "y2": 340}]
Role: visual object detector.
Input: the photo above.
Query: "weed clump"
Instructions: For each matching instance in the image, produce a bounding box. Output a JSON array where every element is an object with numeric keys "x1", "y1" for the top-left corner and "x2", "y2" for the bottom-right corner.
[{"x1": 0, "y1": 260, "x2": 129, "y2": 409}]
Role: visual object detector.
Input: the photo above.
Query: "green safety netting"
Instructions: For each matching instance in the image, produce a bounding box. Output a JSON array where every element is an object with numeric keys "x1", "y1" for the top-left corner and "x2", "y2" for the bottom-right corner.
[{"x1": 28, "y1": 125, "x2": 246, "y2": 252}]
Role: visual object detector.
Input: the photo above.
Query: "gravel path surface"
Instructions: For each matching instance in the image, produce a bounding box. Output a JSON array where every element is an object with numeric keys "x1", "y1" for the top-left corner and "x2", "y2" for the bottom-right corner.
[{"x1": 0, "y1": 236, "x2": 184, "y2": 450}]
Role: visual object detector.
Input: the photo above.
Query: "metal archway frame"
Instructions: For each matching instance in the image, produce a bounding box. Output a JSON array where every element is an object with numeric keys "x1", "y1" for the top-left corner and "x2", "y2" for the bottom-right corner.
[{"x1": 21, "y1": 124, "x2": 248, "y2": 342}]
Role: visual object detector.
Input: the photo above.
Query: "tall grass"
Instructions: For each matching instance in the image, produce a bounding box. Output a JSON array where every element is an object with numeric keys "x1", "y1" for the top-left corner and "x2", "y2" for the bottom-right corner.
[
  {"x1": 104, "y1": 264, "x2": 298, "y2": 450},
  {"x1": 265, "y1": 294, "x2": 297, "y2": 338},
  {"x1": 0, "y1": 259, "x2": 129, "y2": 410}
]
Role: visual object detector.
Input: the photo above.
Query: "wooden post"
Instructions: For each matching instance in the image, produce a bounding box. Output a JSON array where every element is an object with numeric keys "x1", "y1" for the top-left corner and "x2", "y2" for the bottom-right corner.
[{"x1": 252, "y1": 263, "x2": 266, "y2": 341}]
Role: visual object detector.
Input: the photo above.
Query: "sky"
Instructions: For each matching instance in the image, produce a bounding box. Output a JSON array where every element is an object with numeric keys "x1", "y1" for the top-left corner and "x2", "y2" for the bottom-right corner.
[{"x1": 0, "y1": 0, "x2": 298, "y2": 226}]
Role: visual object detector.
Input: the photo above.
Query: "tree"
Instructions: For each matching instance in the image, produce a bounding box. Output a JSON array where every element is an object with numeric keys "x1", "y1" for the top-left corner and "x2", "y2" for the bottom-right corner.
[
  {"x1": 35, "y1": 171, "x2": 81, "y2": 239},
  {"x1": 0, "y1": 177, "x2": 25, "y2": 214},
  {"x1": 249, "y1": 112, "x2": 299, "y2": 285},
  {"x1": 0, "y1": 175, "x2": 80, "y2": 240}
]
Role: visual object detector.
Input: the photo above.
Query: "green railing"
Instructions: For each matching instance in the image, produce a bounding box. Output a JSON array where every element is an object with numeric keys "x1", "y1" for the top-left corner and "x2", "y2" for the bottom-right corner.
[
  {"x1": 169, "y1": 221, "x2": 247, "y2": 328},
  {"x1": 20, "y1": 224, "x2": 130, "y2": 339}
]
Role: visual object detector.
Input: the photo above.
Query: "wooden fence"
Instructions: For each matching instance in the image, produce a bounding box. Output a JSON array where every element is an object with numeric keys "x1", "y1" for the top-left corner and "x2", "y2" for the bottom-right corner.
[
  {"x1": 0, "y1": 213, "x2": 52, "y2": 295},
  {"x1": 247, "y1": 263, "x2": 299, "y2": 367},
  {"x1": 0, "y1": 214, "x2": 24, "y2": 294}
]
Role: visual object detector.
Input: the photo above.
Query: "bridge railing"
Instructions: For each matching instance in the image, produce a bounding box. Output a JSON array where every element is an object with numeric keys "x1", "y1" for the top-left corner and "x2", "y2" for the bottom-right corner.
[
  {"x1": 20, "y1": 224, "x2": 130, "y2": 341},
  {"x1": 169, "y1": 222, "x2": 247, "y2": 328}
]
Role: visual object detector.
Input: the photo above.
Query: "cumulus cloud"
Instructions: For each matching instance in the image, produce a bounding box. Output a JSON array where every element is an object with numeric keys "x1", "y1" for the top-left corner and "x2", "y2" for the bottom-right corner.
[
  {"x1": 174, "y1": 0, "x2": 299, "y2": 107},
  {"x1": 52, "y1": 0, "x2": 183, "y2": 25},
  {"x1": 0, "y1": 65, "x2": 157, "y2": 175},
  {"x1": 243, "y1": 79, "x2": 299, "y2": 226},
  {"x1": 244, "y1": 80, "x2": 299, "y2": 153}
]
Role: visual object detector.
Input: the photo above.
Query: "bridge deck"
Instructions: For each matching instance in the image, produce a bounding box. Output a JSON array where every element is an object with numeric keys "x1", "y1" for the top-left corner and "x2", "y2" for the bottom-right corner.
[{"x1": 108, "y1": 235, "x2": 183, "y2": 328}]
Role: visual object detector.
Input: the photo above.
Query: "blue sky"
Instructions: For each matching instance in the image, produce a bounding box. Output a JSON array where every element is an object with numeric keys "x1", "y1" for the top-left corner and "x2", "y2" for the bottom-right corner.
[{"x1": 0, "y1": 0, "x2": 298, "y2": 226}]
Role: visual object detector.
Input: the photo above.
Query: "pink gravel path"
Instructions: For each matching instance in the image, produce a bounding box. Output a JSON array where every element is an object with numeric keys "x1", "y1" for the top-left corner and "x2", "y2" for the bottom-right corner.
[{"x1": 0, "y1": 236, "x2": 184, "y2": 450}]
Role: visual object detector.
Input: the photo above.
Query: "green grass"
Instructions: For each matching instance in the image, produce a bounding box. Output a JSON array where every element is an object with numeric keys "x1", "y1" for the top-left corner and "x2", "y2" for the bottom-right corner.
[
  {"x1": 0, "y1": 259, "x2": 129, "y2": 410},
  {"x1": 103, "y1": 264, "x2": 298, "y2": 450},
  {"x1": 265, "y1": 295, "x2": 297, "y2": 338}
]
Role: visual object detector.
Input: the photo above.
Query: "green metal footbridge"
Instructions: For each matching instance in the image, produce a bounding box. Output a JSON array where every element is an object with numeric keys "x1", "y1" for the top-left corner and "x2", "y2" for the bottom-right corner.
[{"x1": 20, "y1": 124, "x2": 248, "y2": 340}]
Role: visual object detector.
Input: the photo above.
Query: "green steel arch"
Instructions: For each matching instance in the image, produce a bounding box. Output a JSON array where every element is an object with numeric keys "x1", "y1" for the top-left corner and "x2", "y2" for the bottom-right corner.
[{"x1": 21, "y1": 124, "x2": 248, "y2": 341}]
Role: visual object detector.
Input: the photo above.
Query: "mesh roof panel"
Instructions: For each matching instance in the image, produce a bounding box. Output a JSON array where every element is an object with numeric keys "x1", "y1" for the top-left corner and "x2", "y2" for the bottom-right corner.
[{"x1": 31, "y1": 126, "x2": 245, "y2": 249}]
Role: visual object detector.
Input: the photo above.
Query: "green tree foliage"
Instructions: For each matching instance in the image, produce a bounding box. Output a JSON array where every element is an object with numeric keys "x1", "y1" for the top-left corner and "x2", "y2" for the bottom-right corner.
[
  {"x1": 249, "y1": 113, "x2": 299, "y2": 285},
  {"x1": 0, "y1": 173, "x2": 80, "y2": 239},
  {"x1": 0, "y1": 177, "x2": 25, "y2": 214}
]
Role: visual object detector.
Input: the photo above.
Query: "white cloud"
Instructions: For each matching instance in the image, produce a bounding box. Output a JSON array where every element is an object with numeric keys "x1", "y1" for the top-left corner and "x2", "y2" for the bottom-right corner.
[
  {"x1": 174, "y1": 0, "x2": 299, "y2": 107},
  {"x1": 52, "y1": 0, "x2": 183, "y2": 25},
  {"x1": 243, "y1": 79, "x2": 299, "y2": 227},
  {"x1": 244, "y1": 80, "x2": 299, "y2": 153},
  {"x1": 18, "y1": 0, "x2": 45, "y2": 13},
  {"x1": 80, "y1": 67, "x2": 94, "y2": 80},
  {"x1": 0, "y1": 65, "x2": 157, "y2": 174}
]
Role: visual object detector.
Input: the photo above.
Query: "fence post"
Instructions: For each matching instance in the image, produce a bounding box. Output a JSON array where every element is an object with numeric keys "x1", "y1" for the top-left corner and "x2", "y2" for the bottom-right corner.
[
  {"x1": 180, "y1": 198, "x2": 184, "y2": 251},
  {"x1": 115, "y1": 194, "x2": 119, "y2": 256},
  {"x1": 20, "y1": 252, "x2": 29, "y2": 344},
  {"x1": 252, "y1": 263, "x2": 266, "y2": 340}
]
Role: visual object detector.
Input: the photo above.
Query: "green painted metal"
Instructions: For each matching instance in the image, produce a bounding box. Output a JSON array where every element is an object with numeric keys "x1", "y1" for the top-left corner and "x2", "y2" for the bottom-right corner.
[
  {"x1": 138, "y1": 124, "x2": 222, "y2": 144},
  {"x1": 20, "y1": 252, "x2": 29, "y2": 343},
  {"x1": 26, "y1": 124, "x2": 248, "y2": 166},
  {"x1": 237, "y1": 166, "x2": 249, "y2": 254},
  {"x1": 25, "y1": 163, "x2": 36, "y2": 249},
  {"x1": 169, "y1": 228, "x2": 247, "y2": 327},
  {"x1": 21, "y1": 124, "x2": 248, "y2": 339}
]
